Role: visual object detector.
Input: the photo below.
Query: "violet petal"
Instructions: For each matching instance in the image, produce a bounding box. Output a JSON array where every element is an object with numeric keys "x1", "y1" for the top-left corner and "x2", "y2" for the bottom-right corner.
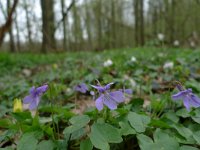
[
  {"x1": 190, "y1": 94, "x2": 200, "y2": 108},
  {"x1": 95, "y1": 95, "x2": 104, "y2": 111},
  {"x1": 36, "y1": 85, "x2": 48, "y2": 95},
  {"x1": 105, "y1": 82, "x2": 115, "y2": 90},
  {"x1": 183, "y1": 97, "x2": 190, "y2": 111},
  {"x1": 172, "y1": 91, "x2": 186, "y2": 100},
  {"x1": 103, "y1": 94, "x2": 118, "y2": 110},
  {"x1": 109, "y1": 91, "x2": 125, "y2": 103},
  {"x1": 29, "y1": 100, "x2": 37, "y2": 110},
  {"x1": 23, "y1": 95, "x2": 33, "y2": 104}
]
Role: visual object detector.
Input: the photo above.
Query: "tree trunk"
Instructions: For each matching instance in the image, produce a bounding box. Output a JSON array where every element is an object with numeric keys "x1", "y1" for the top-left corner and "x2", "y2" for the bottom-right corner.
[
  {"x1": 139, "y1": 0, "x2": 144, "y2": 46},
  {"x1": 85, "y1": 0, "x2": 93, "y2": 50},
  {"x1": 7, "y1": 0, "x2": 16, "y2": 52},
  {"x1": 111, "y1": 0, "x2": 116, "y2": 48},
  {"x1": 14, "y1": 14, "x2": 21, "y2": 52},
  {"x1": 40, "y1": 0, "x2": 56, "y2": 52},
  {"x1": 134, "y1": 0, "x2": 139, "y2": 46},
  {"x1": 95, "y1": 0, "x2": 102, "y2": 50},
  {"x1": 152, "y1": 7, "x2": 158, "y2": 36},
  {"x1": 134, "y1": 0, "x2": 144, "y2": 46},
  {"x1": 72, "y1": 2, "x2": 83, "y2": 51},
  {"x1": 61, "y1": 0, "x2": 67, "y2": 50},
  {"x1": 0, "y1": 0, "x2": 18, "y2": 48},
  {"x1": 24, "y1": 0, "x2": 32, "y2": 47}
]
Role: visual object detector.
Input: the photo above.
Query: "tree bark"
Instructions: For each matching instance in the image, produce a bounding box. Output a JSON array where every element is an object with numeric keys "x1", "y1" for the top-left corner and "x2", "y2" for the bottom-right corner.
[
  {"x1": 14, "y1": 13, "x2": 21, "y2": 52},
  {"x1": 111, "y1": 0, "x2": 116, "y2": 48},
  {"x1": 134, "y1": 0, "x2": 144, "y2": 46},
  {"x1": 85, "y1": 0, "x2": 93, "y2": 50},
  {"x1": 40, "y1": 0, "x2": 56, "y2": 52},
  {"x1": 24, "y1": 0, "x2": 32, "y2": 47},
  {"x1": 0, "y1": 0, "x2": 18, "y2": 48},
  {"x1": 139, "y1": 0, "x2": 144, "y2": 46},
  {"x1": 7, "y1": 0, "x2": 16, "y2": 52},
  {"x1": 61, "y1": 0, "x2": 67, "y2": 50},
  {"x1": 95, "y1": 0, "x2": 102, "y2": 50},
  {"x1": 72, "y1": 2, "x2": 83, "y2": 51},
  {"x1": 134, "y1": 0, "x2": 139, "y2": 46}
]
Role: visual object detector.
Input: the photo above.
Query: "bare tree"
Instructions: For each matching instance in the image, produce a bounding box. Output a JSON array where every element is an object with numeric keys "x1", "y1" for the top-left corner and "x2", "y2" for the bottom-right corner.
[
  {"x1": 40, "y1": 0, "x2": 56, "y2": 52},
  {"x1": 72, "y1": 1, "x2": 83, "y2": 50},
  {"x1": 23, "y1": 0, "x2": 32, "y2": 47},
  {"x1": 94, "y1": 0, "x2": 102, "y2": 50},
  {"x1": 134, "y1": 0, "x2": 144, "y2": 46},
  {"x1": 14, "y1": 12, "x2": 21, "y2": 51},
  {"x1": 84, "y1": 0, "x2": 93, "y2": 50},
  {"x1": 111, "y1": 0, "x2": 116, "y2": 48},
  {"x1": 0, "y1": 0, "x2": 18, "y2": 48},
  {"x1": 61, "y1": 0, "x2": 67, "y2": 50}
]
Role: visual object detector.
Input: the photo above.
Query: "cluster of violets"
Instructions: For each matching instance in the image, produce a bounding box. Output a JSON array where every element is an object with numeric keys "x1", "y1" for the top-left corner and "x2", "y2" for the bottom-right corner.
[
  {"x1": 75, "y1": 82, "x2": 132, "y2": 111},
  {"x1": 13, "y1": 81, "x2": 200, "y2": 115}
]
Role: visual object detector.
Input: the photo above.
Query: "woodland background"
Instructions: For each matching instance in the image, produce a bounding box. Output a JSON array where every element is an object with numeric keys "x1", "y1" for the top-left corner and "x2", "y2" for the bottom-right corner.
[{"x1": 0, "y1": 0, "x2": 200, "y2": 52}]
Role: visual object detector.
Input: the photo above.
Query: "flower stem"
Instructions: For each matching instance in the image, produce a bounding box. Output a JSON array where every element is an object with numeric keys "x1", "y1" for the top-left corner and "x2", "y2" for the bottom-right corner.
[{"x1": 103, "y1": 107, "x2": 110, "y2": 121}]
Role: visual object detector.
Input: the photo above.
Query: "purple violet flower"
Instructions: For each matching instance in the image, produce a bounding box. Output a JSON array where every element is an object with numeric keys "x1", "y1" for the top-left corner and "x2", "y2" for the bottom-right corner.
[
  {"x1": 23, "y1": 85, "x2": 48, "y2": 110},
  {"x1": 172, "y1": 85, "x2": 200, "y2": 111},
  {"x1": 91, "y1": 82, "x2": 125, "y2": 111},
  {"x1": 74, "y1": 83, "x2": 88, "y2": 93},
  {"x1": 120, "y1": 89, "x2": 133, "y2": 95}
]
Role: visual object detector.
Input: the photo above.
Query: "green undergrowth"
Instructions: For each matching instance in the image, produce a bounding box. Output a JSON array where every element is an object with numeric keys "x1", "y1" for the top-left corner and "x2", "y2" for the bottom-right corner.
[{"x1": 0, "y1": 47, "x2": 200, "y2": 149}]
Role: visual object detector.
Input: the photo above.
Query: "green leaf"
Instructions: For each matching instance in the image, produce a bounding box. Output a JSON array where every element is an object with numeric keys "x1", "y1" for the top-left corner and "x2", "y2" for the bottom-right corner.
[
  {"x1": 0, "y1": 130, "x2": 17, "y2": 143},
  {"x1": 63, "y1": 115, "x2": 90, "y2": 135},
  {"x1": 137, "y1": 134, "x2": 153, "y2": 144},
  {"x1": 163, "y1": 112, "x2": 179, "y2": 123},
  {"x1": 128, "y1": 112, "x2": 150, "y2": 133},
  {"x1": 171, "y1": 124, "x2": 193, "y2": 140},
  {"x1": 137, "y1": 129, "x2": 180, "y2": 150},
  {"x1": 0, "y1": 147, "x2": 13, "y2": 150},
  {"x1": 11, "y1": 112, "x2": 32, "y2": 122},
  {"x1": 0, "y1": 119, "x2": 11, "y2": 128},
  {"x1": 149, "y1": 119, "x2": 171, "y2": 128},
  {"x1": 89, "y1": 123, "x2": 122, "y2": 150},
  {"x1": 80, "y1": 138, "x2": 93, "y2": 150},
  {"x1": 89, "y1": 127, "x2": 109, "y2": 150},
  {"x1": 137, "y1": 134, "x2": 155, "y2": 150},
  {"x1": 180, "y1": 145, "x2": 199, "y2": 150},
  {"x1": 37, "y1": 140, "x2": 55, "y2": 150},
  {"x1": 54, "y1": 139, "x2": 68, "y2": 150},
  {"x1": 71, "y1": 128, "x2": 86, "y2": 140},
  {"x1": 39, "y1": 117, "x2": 52, "y2": 124},
  {"x1": 191, "y1": 109, "x2": 200, "y2": 124},
  {"x1": 42, "y1": 125, "x2": 54, "y2": 137},
  {"x1": 176, "y1": 108, "x2": 190, "y2": 118},
  {"x1": 69, "y1": 115, "x2": 90, "y2": 124},
  {"x1": 17, "y1": 132, "x2": 38, "y2": 150},
  {"x1": 193, "y1": 130, "x2": 200, "y2": 144},
  {"x1": 153, "y1": 129, "x2": 179, "y2": 150},
  {"x1": 119, "y1": 121, "x2": 136, "y2": 136}
]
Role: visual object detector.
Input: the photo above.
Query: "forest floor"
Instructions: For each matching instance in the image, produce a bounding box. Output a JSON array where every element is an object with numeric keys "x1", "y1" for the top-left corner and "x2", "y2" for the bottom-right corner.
[
  {"x1": 1, "y1": 47, "x2": 200, "y2": 149},
  {"x1": 0, "y1": 47, "x2": 200, "y2": 113}
]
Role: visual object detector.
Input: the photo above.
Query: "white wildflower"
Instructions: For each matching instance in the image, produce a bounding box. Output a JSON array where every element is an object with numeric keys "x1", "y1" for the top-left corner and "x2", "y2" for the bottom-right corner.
[
  {"x1": 131, "y1": 56, "x2": 137, "y2": 62},
  {"x1": 130, "y1": 79, "x2": 136, "y2": 88},
  {"x1": 190, "y1": 41, "x2": 195, "y2": 48},
  {"x1": 163, "y1": 61, "x2": 174, "y2": 69},
  {"x1": 103, "y1": 59, "x2": 113, "y2": 67},
  {"x1": 66, "y1": 88, "x2": 72, "y2": 93},
  {"x1": 157, "y1": 33, "x2": 164, "y2": 41},
  {"x1": 173, "y1": 40, "x2": 179, "y2": 46}
]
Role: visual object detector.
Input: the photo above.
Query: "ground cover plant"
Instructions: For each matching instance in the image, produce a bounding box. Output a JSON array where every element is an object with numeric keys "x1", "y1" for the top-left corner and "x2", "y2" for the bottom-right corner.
[{"x1": 1, "y1": 48, "x2": 200, "y2": 150}]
